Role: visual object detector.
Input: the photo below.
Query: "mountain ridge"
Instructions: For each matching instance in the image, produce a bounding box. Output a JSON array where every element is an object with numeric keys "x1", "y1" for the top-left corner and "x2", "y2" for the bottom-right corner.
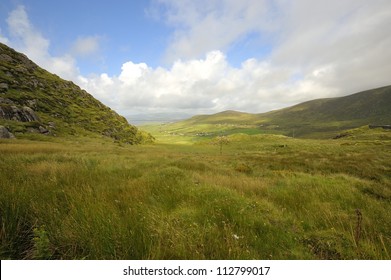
[
  {"x1": 261, "y1": 85, "x2": 391, "y2": 122},
  {"x1": 152, "y1": 85, "x2": 391, "y2": 139}
]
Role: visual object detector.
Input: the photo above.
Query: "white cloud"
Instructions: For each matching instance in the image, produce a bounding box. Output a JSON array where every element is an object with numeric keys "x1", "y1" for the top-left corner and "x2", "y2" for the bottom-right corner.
[
  {"x1": 2, "y1": 2, "x2": 391, "y2": 120},
  {"x1": 153, "y1": 0, "x2": 273, "y2": 61},
  {"x1": 79, "y1": 50, "x2": 334, "y2": 116},
  {"x1": 0, "y1": 27, "x2": 10, "y2": 44},
  {"x1": 160, "y1": 0, "x2": 391, "y2": 106},
  {"x1": 119, "y1": 61, "x2": 150, "y2": 85},
  {"x1": 271, "y1": 0, "x2": 391, "y2": 94},
  {"x1": 7, "y1": 6, "x2": 50, "y2": 59},
  {"x1": 4, "y1": 6, "x2": 80, "y2": 80},
  {"x1": 71, "y1": 36, "x2": 101, "y2": 57}
]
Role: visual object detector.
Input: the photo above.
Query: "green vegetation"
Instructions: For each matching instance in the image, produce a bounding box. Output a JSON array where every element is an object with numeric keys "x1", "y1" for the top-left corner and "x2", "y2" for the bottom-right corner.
[
  {"x1": 1, "y1": 128, "x2": 390, "y2": 259},
  {"x1": 150, "y1": 86, "x2": 391, "y2": 139},
  {"x1": 0, "y1": 42, "x2": 153, "y2": 144}
]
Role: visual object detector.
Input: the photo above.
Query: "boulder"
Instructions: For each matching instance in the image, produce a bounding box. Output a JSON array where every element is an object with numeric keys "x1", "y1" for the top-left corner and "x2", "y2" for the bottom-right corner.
[
  {"x1": 0, "y1": 125, "x2": 15, "y2": 139},
  {"x1": 21, "y1": 106, "x2": 40, "y2": 122},
  {"x1": 48, "y1": 121, "x2": 56, "y2": 128},
  {"x1": 39, "y1": 125, "x2": 50, "y2": 134},
  {"x1": 0, "y1": 82, "x2": 9, "y2": 92}
]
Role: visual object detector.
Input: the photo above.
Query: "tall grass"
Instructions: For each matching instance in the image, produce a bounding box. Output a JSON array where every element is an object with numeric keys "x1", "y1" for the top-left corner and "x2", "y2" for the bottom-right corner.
[{"x1": 0, "y1": 135, "x2": 390, "y2": 259}]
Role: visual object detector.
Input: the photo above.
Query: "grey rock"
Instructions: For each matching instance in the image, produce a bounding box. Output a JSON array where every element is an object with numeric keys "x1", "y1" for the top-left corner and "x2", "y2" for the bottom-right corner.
[
  {"x1": 21, "y1": 106, "x2": 40, "y2": 122},
  {"x1": 26, "y1": 99, "x2": 38, "y2": 109},
  {"x1": 38, "y1": 126, "x2": 50, "y2": 134},
  {"x1": 0, "y1": 106, "x2": 10, "y2": 119},
  {"x1": 0, "y1": 105, "x2": 40, "y2": 122},
  {"x1": 17, "y1": 54, "x2": 37, "y2": 70},
  {"x1": 0, "y1": 125, "x2": 15, "y2": 139},
  {"x1": 0, "y1": 97, "x2": 14, "y2": 105},
  {"x1": 0, "y1": 54, "x2": 13, "y2": 63},
  {"x1": 0, "y1": 82, "x2": 9, "y2": 92}
]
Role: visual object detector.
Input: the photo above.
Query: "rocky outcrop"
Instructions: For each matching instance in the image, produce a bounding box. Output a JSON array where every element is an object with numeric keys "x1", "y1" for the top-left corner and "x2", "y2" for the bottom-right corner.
[
  {"x1": 0, "y1": 96, "x2": 49, "y2": 137},
  {"x1": 0, "y1": 125, "x2": 15, "y2": 138},
  {"x1": 0, "y1": 105, "x2": 40, "y2": 122}
]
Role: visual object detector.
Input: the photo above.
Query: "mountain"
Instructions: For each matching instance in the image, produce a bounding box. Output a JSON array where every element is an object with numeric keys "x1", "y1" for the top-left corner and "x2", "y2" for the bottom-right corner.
[
  {"x1": 258, "y1": 85, "x2": 391, "y2": 136},
  {"x1": 153, "y1": 86, "x2": 391, "y2": 139},
  {"x1": 185, "y1": 110, "x2": 258, "y2": 125},
  {"x1": 0, "y1": 43, "x2": 153, "y2": 143}
]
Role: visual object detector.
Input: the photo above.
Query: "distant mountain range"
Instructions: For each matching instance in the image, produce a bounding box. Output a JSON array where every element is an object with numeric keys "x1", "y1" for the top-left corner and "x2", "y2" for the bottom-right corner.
[
  {"x1": 0, "y1": 43, "x2": 153, "y2": 143},
  {"x1": 126, "y1": 112, "x2": 193, "y2": 125},
  {"x1": 163, "y1": 85, "x2": 391, "y2": 138}
]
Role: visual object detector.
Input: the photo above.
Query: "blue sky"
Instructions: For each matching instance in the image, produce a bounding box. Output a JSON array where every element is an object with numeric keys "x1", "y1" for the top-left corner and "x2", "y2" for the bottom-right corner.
[
  {"x1": 1, "y1": 0, "x2": 172, "y2": 74},
  {"x1": 1, "y1": 0, "x2": 391, "y2": 118}
]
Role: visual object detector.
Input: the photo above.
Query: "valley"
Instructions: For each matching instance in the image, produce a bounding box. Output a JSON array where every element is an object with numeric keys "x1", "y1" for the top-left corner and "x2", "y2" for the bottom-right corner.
[
  {"x1": 1, "y1": 126, "x2": 390, "y2": 259},
  {"x1": 1, "y1": 42, "x2": 390, "y2": 260}
]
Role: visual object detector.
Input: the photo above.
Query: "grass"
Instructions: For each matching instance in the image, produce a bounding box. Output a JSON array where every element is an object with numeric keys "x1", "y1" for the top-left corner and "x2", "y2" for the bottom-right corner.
[{"x1": 0, "y1": 130, "x2": 390, "y2": 260}]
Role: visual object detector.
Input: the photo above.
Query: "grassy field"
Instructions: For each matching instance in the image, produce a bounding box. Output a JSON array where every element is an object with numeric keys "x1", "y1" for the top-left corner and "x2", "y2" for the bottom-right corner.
[{"x1": 1, "y1": 127, "x2": 390, "y2": 260}]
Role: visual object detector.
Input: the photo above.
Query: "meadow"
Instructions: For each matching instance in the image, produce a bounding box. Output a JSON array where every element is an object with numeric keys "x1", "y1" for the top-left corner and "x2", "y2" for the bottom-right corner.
[{"x1": 1, "y1": 127, "x2": 390, "y2": 259}]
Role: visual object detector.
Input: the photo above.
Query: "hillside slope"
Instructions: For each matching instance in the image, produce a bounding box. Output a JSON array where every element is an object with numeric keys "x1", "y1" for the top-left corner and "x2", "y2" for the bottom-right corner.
[
  {"x1": 259, "y1": 85, "x2": 391, "y2": 136},
  {"x1": 147, "y1": 86, "x2": 391, "y2": 140},
  {"x1": 185, "y1": 110, "x2": 258, "y2": 125},
  {"x1": 0, "y1": 43, "x2": 152, "y2": 143}
]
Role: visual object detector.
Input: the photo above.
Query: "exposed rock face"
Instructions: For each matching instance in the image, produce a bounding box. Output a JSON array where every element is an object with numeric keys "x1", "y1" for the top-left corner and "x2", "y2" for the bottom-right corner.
[
  {"x1": 0, "y1": 125, "x2": 15, "y2": 138},
  {"x1": 0, "y1": 105, "x2": 40, "y2": 122}
]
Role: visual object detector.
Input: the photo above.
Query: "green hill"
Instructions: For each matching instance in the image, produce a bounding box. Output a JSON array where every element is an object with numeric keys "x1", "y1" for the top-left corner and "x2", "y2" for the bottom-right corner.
[
  {"x1": 185, "y1": 110, "x2": 258, "y2": 124},
  {"x1": 0, "y1": 43, "x2": 153, "y2": 143},
  {"x1": 148, "y1": 86, "x2": 391, "y2": 140},
  {"x1": 259, "y1": 85, "x2": 391, "y2": 137}
]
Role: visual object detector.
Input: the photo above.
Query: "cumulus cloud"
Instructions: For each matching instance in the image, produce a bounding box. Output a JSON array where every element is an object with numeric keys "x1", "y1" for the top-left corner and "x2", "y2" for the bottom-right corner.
[
  {"x1": 79, "y1": 50, "x2": 331, "y2": 116},
  {"x1": 5, "y1": 5, "x2": 80, "y2": 80},
  {"x1": 2, "y1": 2, "x2": 391, "y2": 119}
]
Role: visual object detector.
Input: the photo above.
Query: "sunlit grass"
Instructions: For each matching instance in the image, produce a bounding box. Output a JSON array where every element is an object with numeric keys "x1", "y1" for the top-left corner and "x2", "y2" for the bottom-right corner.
[{"x1": 1, "y1": 133, "x2": 390, "y2": 259}]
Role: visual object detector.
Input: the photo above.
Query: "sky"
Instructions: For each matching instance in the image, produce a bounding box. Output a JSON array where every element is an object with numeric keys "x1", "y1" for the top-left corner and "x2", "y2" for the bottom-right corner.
[{"x1": 1, "y1": 0, "x2": 391, "y2": 120}]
